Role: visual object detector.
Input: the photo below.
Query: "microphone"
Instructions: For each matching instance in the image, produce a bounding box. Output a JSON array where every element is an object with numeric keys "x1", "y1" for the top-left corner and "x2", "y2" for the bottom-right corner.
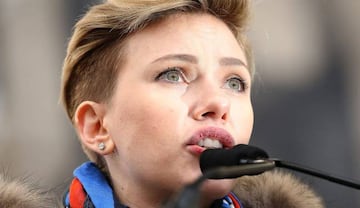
[
  {"x1": 163, "y1": 144, "x2": 360, "y2": 208},
  {"x1": 163, "y1": 144, "x2": 273, "y2": 208},
  {"x1": 200, "y1": 144, "x2": 275, "y2": 179},
  {"x1": 201, "y1": 144, "x2": 360, "y2": 190}
]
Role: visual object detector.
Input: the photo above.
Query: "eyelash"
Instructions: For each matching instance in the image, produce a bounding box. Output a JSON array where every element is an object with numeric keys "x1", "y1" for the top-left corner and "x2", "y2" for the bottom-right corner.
[
  {"x1": 155, "y1": 67, "x2": 187, "y2": 83},
  {"x1": 225, "y1": 76, "x2": 248, "y2": 93}
]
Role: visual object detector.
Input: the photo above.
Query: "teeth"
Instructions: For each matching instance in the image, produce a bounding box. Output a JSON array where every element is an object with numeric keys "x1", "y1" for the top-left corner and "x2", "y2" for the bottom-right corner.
[{"x1": 197, "y1": 138, "x2": 223, "y2": 148}]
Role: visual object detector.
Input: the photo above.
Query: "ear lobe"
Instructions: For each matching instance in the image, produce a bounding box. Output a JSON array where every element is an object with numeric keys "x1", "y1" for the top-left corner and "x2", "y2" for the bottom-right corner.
[{"x1": 74, "y1": 101, "x2": 115, "y2": 155}]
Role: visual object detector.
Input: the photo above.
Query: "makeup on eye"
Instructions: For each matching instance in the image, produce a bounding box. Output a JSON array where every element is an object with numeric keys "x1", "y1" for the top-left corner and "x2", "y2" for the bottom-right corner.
[
  {"x1": 155, "y1": 67, "x2": 189, "y2": 83},
  {"x1": 223, "y1": 76, "x2": 249, "y2": 93}
]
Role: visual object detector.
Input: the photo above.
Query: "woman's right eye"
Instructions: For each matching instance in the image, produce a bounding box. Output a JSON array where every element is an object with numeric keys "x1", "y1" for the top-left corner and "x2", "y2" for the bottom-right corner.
[{"x1": 155, "y1": 67, "x2": 186, "y2": 83}]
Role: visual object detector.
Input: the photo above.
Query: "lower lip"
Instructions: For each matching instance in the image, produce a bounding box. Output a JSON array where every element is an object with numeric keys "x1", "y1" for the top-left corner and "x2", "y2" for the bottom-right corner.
[{"x1": 186, "y1": 145, "x2": 206, "y2": 156}]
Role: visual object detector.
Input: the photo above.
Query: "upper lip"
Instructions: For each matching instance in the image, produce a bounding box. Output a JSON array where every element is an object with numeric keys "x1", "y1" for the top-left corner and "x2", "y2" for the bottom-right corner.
[{"x1": 186, "y1": 126, "x2": 235, "y2": 148}]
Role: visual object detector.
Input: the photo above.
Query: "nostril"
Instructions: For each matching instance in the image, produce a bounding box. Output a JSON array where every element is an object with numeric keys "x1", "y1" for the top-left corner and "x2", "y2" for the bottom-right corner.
[
  {"x1": 201, "y1": 112, "x2": 214, "y2": 118},
  {"x1": 193, "y1": 96, "x2": 230, "y2": 121},
  {"x1": 221, "y1": 113, "x2": 228, "y2": 121},
  {"x1": 201, "y1": 111, "x2": 228, "y2": 121}
]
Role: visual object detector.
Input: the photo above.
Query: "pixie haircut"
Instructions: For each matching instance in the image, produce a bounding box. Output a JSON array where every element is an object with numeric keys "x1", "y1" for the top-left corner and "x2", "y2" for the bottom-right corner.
[{"x1": 61, "y1": 0, "x2": 252, "y2": 170}]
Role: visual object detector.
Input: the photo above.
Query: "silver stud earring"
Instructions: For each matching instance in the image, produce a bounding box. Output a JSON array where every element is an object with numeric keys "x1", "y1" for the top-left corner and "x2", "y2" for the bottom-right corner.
[{"x1": 98, "y1": 142, "x2": 106, "y2": 151}]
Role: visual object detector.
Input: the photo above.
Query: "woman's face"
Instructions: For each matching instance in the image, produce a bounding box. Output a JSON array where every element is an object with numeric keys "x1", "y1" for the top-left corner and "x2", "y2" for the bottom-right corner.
[{"x1": 103, "y1": 13, "x2": 253, "y2": 204}]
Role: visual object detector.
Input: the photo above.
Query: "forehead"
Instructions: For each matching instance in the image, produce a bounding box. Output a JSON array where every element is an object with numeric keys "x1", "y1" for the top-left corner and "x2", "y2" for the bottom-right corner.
[{"x1": 122, "y1": 13, "x2": 246, "y2": 65}]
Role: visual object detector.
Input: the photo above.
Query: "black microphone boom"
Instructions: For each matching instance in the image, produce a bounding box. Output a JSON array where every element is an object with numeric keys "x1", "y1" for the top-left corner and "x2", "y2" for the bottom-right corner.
[{"x1": 273, "y1": 159, "x2": 360, "y2": 190}]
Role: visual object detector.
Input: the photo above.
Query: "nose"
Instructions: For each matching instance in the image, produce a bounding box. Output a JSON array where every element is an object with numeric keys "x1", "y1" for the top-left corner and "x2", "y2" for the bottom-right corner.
[{"x1": 190, "y1": 86, "x2": 230, "y2": 122}]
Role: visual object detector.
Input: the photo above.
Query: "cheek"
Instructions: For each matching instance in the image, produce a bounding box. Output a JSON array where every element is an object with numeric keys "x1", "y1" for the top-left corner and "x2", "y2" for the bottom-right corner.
[
  {"x1": 107, "y1": 95, "x2": 184, "y2": 147},
  {"x1": 232, "y1": 101, "x2": 254, "y2": 143}
]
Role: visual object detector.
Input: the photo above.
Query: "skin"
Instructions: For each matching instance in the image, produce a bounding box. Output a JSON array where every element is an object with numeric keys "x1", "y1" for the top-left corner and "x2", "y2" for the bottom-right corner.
[{"x1": 75, "y1": 13, "x2": 254, "y2": 208}]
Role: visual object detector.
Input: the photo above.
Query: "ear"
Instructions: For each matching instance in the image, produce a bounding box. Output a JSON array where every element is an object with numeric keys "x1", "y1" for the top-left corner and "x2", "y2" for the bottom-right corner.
[{"x1": 74, "y1": 101, "x2": 115, "y2": 155}]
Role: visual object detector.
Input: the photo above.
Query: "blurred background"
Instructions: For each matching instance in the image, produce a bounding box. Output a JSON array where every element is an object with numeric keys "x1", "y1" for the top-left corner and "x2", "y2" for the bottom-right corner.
[{"x1": 0, "y1": 0, "x2": 359, "y2": 207}]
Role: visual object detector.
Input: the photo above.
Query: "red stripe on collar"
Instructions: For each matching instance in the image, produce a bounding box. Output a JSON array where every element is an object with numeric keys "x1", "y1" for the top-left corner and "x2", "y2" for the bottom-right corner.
[{"x1": 69, "y1": 178, "x2": 86, "y2": 208}]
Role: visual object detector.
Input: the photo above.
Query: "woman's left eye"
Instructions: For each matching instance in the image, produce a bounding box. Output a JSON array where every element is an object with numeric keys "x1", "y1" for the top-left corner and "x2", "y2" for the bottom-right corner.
[
  {"x1": 155, "y1": 67, "x2": 186, "y2": 83},
  {"x1": 224, "y1": 77, "x2": 247, "y2": 92}
]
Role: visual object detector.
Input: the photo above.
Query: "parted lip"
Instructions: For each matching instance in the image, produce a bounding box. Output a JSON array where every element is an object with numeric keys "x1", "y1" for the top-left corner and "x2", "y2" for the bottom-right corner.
[{"x1": 186, "y1": 126, "x2": 235, "y2": 148}]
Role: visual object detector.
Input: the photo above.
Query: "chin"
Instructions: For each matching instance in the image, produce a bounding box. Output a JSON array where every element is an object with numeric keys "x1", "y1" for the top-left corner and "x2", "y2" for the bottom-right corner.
[{"x1": 199, "y1": 178, "x2": 235, "y2": 201}]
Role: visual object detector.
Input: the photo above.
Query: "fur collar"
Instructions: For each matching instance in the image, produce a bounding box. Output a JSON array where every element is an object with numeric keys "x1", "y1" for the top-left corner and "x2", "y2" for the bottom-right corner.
[
  {"x1": 0, "y1": 169, "x2": 323, "y2": 207},
  {"x1": 232, "y1": 170, "x2": 324, "y2": 208},
  {"x1": 0, "y1": 172, "x2": 56, "y2": 208}
]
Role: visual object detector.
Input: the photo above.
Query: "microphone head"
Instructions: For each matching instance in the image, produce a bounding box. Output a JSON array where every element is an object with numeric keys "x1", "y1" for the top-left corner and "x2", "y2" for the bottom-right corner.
[{"x1": 200, "y1": 144, "x2": 269, "y2": 173}]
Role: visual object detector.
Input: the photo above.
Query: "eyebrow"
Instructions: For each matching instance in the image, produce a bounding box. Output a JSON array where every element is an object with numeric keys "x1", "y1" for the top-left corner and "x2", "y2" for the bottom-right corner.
[
  {"x1": 219, "y1": 57, "x2": 248, "y2": 68},
  {"x1": 152, "y1": 54, "x2": 198, "y2": 64},
  {"x1": 152, "y1": 53, "x2": 247, "y2": 68}
]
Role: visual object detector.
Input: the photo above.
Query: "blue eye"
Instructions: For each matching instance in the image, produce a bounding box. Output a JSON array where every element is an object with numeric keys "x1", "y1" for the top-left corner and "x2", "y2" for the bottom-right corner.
[
  {"x1": 156, "y1": 67, "x2": 186, "y2": 83},
  {"x1": 224, "y1": 77, "x2": 247, "y2": 92}
]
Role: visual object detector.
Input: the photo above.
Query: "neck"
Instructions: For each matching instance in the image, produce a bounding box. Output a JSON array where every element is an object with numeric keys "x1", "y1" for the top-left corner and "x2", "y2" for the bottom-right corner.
[{"x1": 111, "y1": 174, "x2": 174, "y2": 208}]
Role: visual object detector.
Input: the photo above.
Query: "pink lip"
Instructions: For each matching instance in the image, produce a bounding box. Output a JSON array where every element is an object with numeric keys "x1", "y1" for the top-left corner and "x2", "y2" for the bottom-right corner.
[{"x1": 185, "y1": 126, "x2": 235, "y2": 156}]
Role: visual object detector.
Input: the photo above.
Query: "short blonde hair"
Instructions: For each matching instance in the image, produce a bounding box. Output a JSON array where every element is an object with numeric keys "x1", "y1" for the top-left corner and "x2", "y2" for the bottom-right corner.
[{"x1": 60, "y1": 0, "x2": 252, "y2": 170}]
